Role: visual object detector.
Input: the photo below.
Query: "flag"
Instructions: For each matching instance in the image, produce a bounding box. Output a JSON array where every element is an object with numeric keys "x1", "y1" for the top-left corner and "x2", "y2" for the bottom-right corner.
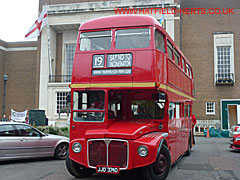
[
  {"x1": 159, "y1": 13, "x2": 164, "y2": 25},
  {"x1": 160, "y1": 0, "x2": 165, "y2": 26},
  {"x1": 25, "y1": 9, "x2": 48, "y2": 39}
]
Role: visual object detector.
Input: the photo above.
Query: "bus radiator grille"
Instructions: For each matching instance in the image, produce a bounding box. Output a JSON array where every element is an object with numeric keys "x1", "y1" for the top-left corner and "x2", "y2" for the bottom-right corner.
[{"x1": 88, "y1": 139, "x2": 128, "y2": 168}]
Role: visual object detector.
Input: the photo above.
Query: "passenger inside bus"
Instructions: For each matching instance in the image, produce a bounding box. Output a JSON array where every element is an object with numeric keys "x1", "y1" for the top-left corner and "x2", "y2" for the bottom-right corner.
[
  {"x1": 135, "y1": 106, "x2": 152, "y2": 119},
  {"x1": 108, "y1": 91, "x2": 122, "y2": 119}
]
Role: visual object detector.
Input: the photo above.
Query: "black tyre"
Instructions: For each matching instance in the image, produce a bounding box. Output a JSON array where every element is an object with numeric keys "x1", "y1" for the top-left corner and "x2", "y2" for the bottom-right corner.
[
  {"x1": 142, "y1": 144, "x2": 171, "y2": 180},
  {"x1": 55, "y1": 143, "x2": 69, "y2": 160},
  {"x1": 185, "y1": 134, "x2": 192, "y2": 156},
  {"x1": 66, "y1": 152, "x2": 94, "y2": 178}
]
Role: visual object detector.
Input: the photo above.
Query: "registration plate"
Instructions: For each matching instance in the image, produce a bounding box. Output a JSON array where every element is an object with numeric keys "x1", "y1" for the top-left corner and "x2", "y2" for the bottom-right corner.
[{"x1": 96, "y1": 166, "x2": 120, "y2": 174}]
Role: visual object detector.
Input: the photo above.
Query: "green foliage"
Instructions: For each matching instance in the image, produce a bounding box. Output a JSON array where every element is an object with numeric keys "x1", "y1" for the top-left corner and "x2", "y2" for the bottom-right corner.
[{"x1": 37, "y1": 126, "x2": 69, "y2": 137}]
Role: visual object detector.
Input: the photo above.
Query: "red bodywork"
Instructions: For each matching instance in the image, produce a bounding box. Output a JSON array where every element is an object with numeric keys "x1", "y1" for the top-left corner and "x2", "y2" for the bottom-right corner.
[
  {"x1": 69, "y1": 15, "x2": 194, "y2": 171},
  {"x1": 230, "y1": 134, "x2": 240, "y2": 150}
]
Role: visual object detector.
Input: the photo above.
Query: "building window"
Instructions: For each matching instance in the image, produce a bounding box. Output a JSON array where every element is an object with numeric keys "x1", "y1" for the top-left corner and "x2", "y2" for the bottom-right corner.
[
  {"x1": 217, "y1": 46, "x2": 231, "y2": 79},
  {"x1": 206, "y1": 102, "x2": 215, "y2": 115},
  {"x1": 65, "y1": 44, "x2": 76, "y2": 76},
  {"x1": 56, "y1": 92, "x2": 68, "y2": 114},
  {"x1": 214, "y1": 33, "x2": 234, "y2": 84}
]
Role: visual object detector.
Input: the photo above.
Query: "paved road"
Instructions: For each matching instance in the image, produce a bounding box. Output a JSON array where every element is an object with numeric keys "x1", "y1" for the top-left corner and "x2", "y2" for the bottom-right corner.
[{"x1": 0, "y1": 137, "x2": 239, "y2": 180}]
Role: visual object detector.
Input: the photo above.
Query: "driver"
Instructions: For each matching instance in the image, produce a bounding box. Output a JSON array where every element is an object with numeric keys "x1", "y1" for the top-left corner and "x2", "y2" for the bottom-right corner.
[{"x1": 89, "y1": 92, "x2": 104, "y2": 109}]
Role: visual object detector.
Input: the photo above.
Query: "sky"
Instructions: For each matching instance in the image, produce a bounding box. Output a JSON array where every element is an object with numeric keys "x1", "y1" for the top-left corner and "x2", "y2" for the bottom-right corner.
[{"x1": 0, "y1": 0, "x2": 39, "y2": 42}]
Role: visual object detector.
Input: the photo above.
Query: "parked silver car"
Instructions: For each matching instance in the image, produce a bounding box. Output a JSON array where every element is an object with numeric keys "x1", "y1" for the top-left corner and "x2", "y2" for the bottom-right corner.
[{"x1": 0, "y1": 122, "x2": 69, "y2": 161}]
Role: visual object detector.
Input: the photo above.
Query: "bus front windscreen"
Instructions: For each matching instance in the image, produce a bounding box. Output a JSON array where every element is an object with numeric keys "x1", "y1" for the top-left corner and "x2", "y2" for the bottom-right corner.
[
  {"x1": 80, "y1": 30, "x2": 112, "y2": 51},
  {"x1": 72, "y1": 91, "x2": 105, "y2": 122},
  {"x1": 116, "y1": 28, "x2": 150, "y2": 49}
]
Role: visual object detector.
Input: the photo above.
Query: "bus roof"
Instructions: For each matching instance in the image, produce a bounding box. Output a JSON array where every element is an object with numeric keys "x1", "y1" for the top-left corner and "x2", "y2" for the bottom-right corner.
[{"x1": 79, "y1": 15, "x2": 160, "y2": 31}]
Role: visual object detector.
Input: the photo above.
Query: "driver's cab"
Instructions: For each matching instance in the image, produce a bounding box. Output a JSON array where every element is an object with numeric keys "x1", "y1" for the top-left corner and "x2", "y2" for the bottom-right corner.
[{"x1": 72, "y1": 89, "x2": 166, "y2": 123}]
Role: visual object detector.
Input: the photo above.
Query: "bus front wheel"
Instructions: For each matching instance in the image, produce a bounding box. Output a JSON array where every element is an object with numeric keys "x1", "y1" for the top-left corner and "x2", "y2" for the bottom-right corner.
[
  {"x1": 66, "y1": 152, "x2": 94, "y2": 178},
  {"x1": 142, "y1": 144, "x2": 171, "y2": 180}
]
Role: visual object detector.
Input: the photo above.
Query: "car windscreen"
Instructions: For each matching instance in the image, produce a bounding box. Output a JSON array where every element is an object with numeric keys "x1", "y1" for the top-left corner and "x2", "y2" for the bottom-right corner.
[
  {"x1": 80, "y1": 30, "x2": 112, "y2": 51},
  {"x1": 116, "y1": 28, "x2": 150, "y2": 49},
  {"x1": 72, "y1": 90, "x2": 105, "y2": 122}
]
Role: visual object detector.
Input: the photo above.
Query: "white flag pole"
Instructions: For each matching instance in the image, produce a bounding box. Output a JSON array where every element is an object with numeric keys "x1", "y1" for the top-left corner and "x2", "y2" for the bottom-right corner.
[{"x1": 47, "y1": 24, "x2": 53, "y2": 77}]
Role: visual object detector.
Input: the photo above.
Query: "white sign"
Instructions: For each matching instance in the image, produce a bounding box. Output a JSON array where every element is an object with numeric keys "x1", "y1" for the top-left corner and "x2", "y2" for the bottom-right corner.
[
  {"x1": 11, "y1": 109, "x2": 27, "y2": 122},
  {"x1": 107, "y1": 53, "x2": 132, "y2": 68}
]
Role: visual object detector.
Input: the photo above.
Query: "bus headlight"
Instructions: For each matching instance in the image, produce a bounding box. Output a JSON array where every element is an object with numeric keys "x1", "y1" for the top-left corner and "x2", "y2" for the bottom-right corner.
[
  {"x1": 138, "y1": 145, "x2": 149, "y2": 157},
  {"x1": 72, "y1": 142, "x2": 82, "y2": 153}
]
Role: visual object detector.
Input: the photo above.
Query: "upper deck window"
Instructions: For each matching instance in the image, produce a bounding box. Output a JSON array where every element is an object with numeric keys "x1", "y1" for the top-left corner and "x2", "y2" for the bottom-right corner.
[
  {"x1": 116, "y1": 28, "x2": 150, "y2": 49},
  {"x1": 174, "y1": 49, "x2": 180, "y2": 66},
  {"x1": 167, "y1": 40, "x2": 173, "y2": 60},
  {"x1": 155, "y1": 30, "x2": 165, "y2": 52},
  {"x1": 80, "y1": 31, "x2": 112, "y2": 51}
]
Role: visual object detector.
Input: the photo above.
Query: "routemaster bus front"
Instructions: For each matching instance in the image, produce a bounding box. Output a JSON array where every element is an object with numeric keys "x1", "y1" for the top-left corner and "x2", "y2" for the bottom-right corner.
[{"x1": 66, "y1": 15, "x2": 194, "y2": 180}]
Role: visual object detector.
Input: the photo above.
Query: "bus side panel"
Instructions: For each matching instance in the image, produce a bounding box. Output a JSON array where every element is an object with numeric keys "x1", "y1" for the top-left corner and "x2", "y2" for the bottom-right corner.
[
  {"x1": 167, "y1": 59, "x2": 192, "y2": 95},
  {"x1": 154, "y1": 50, "x2": 166, "y2": 84},
  {"x1": 168, "y1": 118, "x2": 178, "y2": 163}
]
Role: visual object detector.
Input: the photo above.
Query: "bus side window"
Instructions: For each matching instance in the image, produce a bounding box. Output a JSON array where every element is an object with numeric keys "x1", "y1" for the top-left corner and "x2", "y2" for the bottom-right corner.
[
  {"x1": 174, "y1": 49, "x2": 180, "y2": 66},
  {"x1": 180, "y1": 103, "x2": 184, "y2": 117},
  {"x1": 175, "y1": 103, "x2": 180, "y2": 119},
  {"x1": 189, "y1": 67, "x2": 193, "y2": 79},
  {"x1": 169, "y1": 102, "x2": 175, "y2": 119},
  {"x1": 186, "y1": 64, "x2": 191, "y2": 77},
  {"x1": 188, "y1": 105, "x2": 191, "y2": 118},
  {"x1": 182, "y1": 58, "x2": 185, "y2": 71},
  {"x1": 184, "y1": 105, "x2": 188, "y2": 119},
  {"x1": 167, "y1": 40, "x2": 173, "y2": 60},
  {"x1": 154, "y1": 30, "x2": 165, "y2": 52}
]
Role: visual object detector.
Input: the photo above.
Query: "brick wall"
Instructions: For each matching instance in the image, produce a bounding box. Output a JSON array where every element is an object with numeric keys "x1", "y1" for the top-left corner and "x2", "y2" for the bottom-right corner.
[
  {"x1": 0, "y1": 41, "x2": 38, "y2": 116},
  {"x1": 181, "y1": 3, "x2": 240, "y2": 120}
]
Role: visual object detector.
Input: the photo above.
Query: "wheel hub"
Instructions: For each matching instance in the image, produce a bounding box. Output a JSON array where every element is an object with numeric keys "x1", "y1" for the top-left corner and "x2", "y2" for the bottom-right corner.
[{"x1": 154, "y1": 154, "x2": 167, "y2": 176}]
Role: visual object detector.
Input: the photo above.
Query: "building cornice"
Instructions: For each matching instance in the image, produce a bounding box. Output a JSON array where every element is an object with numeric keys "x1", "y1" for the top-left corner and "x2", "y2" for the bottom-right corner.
[{"x1": 44, "y1": 0, "x2": 178, "y2": 15}]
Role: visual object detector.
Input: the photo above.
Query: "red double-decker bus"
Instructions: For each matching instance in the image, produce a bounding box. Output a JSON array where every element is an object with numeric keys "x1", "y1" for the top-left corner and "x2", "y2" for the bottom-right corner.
[{"x1": 66, "y1": 15, "x2": 195, "y2": 180}]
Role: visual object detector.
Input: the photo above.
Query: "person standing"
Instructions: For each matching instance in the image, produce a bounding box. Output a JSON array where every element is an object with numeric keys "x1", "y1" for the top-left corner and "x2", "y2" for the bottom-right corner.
[
  {"x1": 1, "y1": 114, "x2": 8, "y2": 121},
  {"x1": 192, "y1": 114, "x2": 197, "y2": 145},
  {"x1": 25, "y1": 115, "x2": 29, "y2": 124}
]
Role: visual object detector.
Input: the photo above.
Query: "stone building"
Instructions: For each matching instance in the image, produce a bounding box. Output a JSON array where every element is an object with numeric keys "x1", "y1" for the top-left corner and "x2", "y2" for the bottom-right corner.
[{"x1": 1, "y1": 0, "x2": 240, "y2": 130}]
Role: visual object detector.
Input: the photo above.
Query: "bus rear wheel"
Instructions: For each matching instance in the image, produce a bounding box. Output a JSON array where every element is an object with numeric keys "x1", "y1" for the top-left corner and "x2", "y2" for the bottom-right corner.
[
  {"x1": 66, "y1": 152, "x2": 94, "y2": 178},
  {"x1": 142, "y1": 144, "x2": 171, "y2": 180}
]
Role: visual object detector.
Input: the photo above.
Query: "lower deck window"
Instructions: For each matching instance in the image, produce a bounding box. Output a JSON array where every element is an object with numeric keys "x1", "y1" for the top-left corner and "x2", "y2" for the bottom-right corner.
[{"x1": 131, "y1": 100, "x2": 165, "y2": 119}]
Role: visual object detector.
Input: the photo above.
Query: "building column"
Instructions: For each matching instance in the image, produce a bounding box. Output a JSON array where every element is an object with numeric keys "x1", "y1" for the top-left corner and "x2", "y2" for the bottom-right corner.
[{"x1": 39, "y1": 27, "x2": 50, "y2": 114}]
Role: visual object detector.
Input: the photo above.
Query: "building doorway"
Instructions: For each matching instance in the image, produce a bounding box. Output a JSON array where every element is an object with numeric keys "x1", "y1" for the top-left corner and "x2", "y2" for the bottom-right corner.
[
  {"x1": 221, "y1": 100, "x2": 240, "y2": 129},
  {"x1": 228, "y1": 105, "x2": 237, "y2": 128}
]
